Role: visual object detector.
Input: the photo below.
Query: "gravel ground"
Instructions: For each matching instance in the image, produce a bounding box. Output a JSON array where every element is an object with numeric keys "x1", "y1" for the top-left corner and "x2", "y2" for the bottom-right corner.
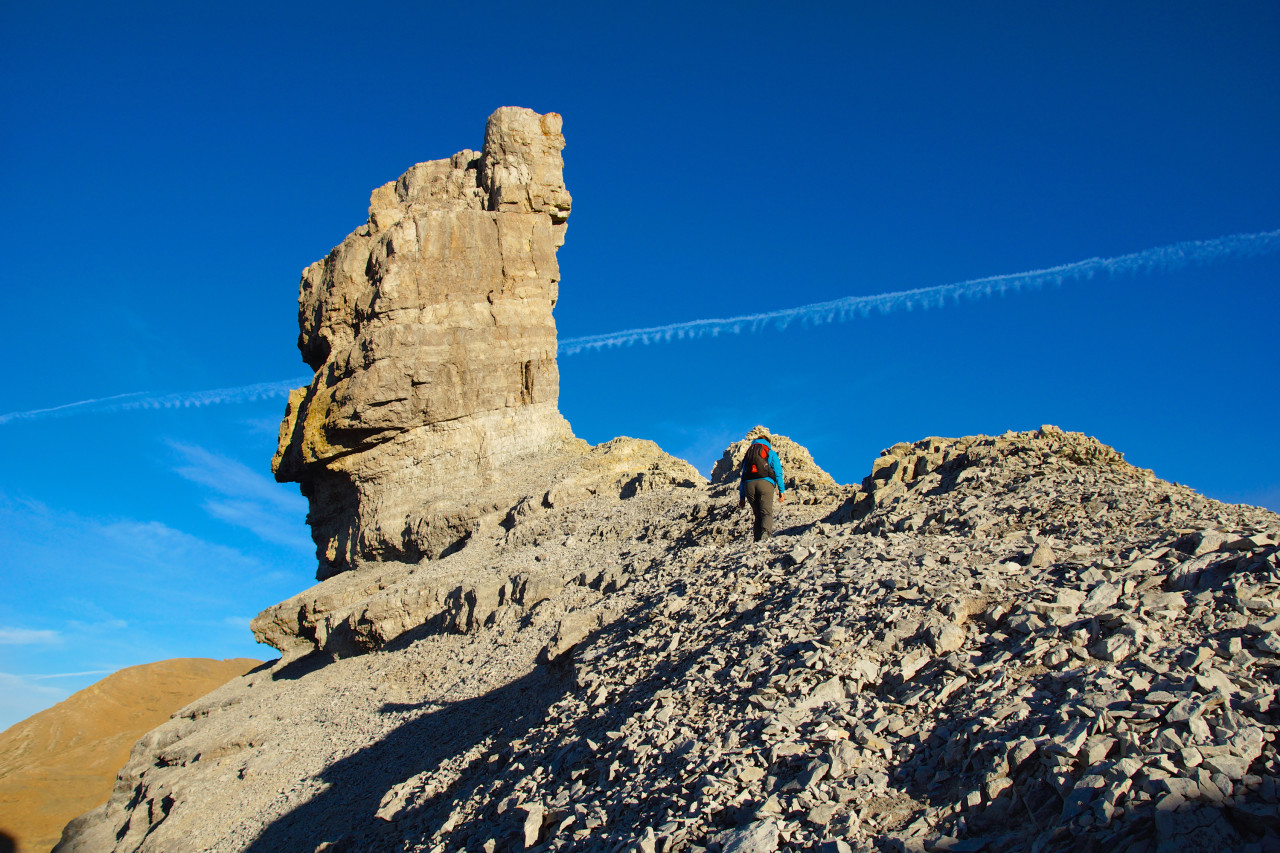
[{"x1": 55, "y1": 427, "x2": 1280, "y2": 853}]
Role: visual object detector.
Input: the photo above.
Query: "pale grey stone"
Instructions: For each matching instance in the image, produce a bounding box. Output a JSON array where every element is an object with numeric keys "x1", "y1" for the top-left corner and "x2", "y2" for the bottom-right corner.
[
  {"x1": 1202, "y1": 755, "x2": 1250, "y2": 781},
  {"x1": 542, "y1": 610, "x2": 598, "y2": 662},
  {"x1": 521, "y1": 802, "x2": 545, "y2": 848},
  {"x1": 1029, "y1": 541, "x2": 1056, "y2": 568},
  {"x1": 713, "y1": 819, "x2": 779, "y2": 853},
  {"x1": 801, "y1": 677, "x2": 847, "y2": 711},
  {"x1": 1060, "y1": 774, "x2": 1105, "y2": 820},
  {"x1": 1081, "y1": 582, "x2": 1120, "y2": 615},
  {"x1": 1186, "y1": 529, "x2": 1229, "y2": 556},
  {"x1": 1092, "y1": 633, "x2": 1133, "y2": 662},
  {"x1": 927, "y1": 622, "x2": 965, "y2": 654}
]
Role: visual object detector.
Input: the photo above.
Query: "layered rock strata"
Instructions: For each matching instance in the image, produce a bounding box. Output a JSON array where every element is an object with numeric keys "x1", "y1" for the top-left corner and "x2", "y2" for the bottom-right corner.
[
  {"x1": 252, "y1": 437, "x2": 703, "y2": 660},
  {"x1": 273, "y1": 107, "x2": 578, "y2": 579}
]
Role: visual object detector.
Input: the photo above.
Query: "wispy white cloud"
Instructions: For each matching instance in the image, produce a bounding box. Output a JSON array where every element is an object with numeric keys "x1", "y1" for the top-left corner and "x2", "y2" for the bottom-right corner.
[
  {"x1": 204, "y1": 499, "x2": 313, "y2": 550},
  {"x1": 0, "y1": 627, "x2": 61, "y2": 645},
  {"x1": 4, "y1": 229, "x2": 1274, "y2": 428},
  {"x1": 170, "y1": 442, "x2": 301, "y2": 514},
  {"x1": 0, "y1": 494, "x2": 302, "y2": 617},
  {"x1": 96, "y1": 518, "x2": 243, "y2": 570},
  {"x1": 168, "y1": 443, "x2": 311, "y2": 552},
  {"x1": 64, "y1": 617, "x2": 129, "y2": 632},
  {"x1": 0, "y1": 496, "x2": 307, "y2": 729}
]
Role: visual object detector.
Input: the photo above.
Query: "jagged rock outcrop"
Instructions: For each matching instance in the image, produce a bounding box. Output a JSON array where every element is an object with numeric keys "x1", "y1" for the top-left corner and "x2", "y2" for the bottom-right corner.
[
  {"x1": 833, "y1": 424, "x2": 1134, "y2": 527},
  {"x1": 54, "y1": 426, "x2": 1280, "y2": 853},
  {"x1": 273, "y1": 106, "x2": 579, "y2": 579},
  {"x1": 710, "y1": 426, "x2": 842, "y2": 502},
  {"x1": 252, "y1": 107, "x2": 707, "y2": 660},
  {"x1": 253, "y1": 437, "x2": 703, "y2": 660}
]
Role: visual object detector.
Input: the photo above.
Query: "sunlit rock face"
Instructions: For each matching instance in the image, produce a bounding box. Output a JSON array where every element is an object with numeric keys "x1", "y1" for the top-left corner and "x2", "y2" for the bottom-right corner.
[{"x1": 273, "y1": 107, "x2": 578, "y2": 579}]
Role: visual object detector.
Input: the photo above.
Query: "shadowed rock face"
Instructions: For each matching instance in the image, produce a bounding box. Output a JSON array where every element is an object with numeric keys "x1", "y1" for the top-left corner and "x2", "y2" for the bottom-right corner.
[{"x1": 273, "y1": 107, "x2": 578, "y2": 579}]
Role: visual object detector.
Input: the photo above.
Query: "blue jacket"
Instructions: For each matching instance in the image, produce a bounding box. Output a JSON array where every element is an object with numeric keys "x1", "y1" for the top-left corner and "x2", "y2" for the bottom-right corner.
[{"x1": 739, "y1": 438, "x2": 786, "y2": 498}]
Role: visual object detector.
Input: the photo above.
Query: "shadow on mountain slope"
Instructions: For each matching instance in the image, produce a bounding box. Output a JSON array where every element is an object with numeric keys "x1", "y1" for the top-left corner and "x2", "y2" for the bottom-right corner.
[
  {"x1": 243, "y1": 665, "x2": 574, "y2": 853},
  {"x1": 382, "y1": 584, "x2": 762, "y2": 852}
]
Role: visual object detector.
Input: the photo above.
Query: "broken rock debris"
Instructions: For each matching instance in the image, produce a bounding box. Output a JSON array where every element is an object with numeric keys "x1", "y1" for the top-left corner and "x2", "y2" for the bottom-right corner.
[{"x1": 57, "y1": 425, "x2": 1280, "y2": 853}]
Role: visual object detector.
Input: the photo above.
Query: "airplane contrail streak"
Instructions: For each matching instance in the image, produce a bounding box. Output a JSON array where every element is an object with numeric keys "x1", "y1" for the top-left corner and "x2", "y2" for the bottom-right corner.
[
  {"x1": 0, "y1": 379, "x2": 308, "y2": 426},
  {"x1": 2, "y1": 229, "x2": 1275, "y2": 424},
  {"x1": 558, "y1": 228, "x2": 1280, "y2": 354}
]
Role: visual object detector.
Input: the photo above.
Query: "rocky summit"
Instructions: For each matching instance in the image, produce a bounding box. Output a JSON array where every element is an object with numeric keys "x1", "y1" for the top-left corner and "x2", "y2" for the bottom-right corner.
[{"x1": 54, "y1": 110, "x2": 1280, "y2": 853}]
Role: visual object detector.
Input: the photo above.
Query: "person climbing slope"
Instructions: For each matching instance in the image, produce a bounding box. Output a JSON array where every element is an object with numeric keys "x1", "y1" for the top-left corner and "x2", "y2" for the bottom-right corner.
[{"x1": 738, "y1": 434, "x2": 786, "y2": 541}]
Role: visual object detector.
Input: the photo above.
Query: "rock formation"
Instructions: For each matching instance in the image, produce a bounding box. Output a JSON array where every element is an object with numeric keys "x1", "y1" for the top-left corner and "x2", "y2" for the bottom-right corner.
[
  {"x1": 710, "y1": 426, "x2": 841, "y2": 501},
  {"x1": 54, "y1": 426, "x2": 1280, "y2": 853},
  {"x1": 273, "y1": 106, "x2": 579, "y2": 579},
  {"x1": 49, "y1": 110, "x2": 1280, "y2": 853},
  {"x1": 252, "y1": 107, "x2": 704, "y2": 662}
]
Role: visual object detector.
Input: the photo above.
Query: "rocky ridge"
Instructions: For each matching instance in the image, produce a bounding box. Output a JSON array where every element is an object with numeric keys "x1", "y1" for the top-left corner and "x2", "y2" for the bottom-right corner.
[
  {"x1": 253, "y1": 436, "x2": 703, "y2": 661},
  {"x1": 709, "y1": 427, "x2": 840, "y2": 499},
  {"x1": 55, "y1": 427, "x2": 1280, "y2": 853},
  {"x1": 50, "y1": 108, "x2": 1280, "y2": 853}
]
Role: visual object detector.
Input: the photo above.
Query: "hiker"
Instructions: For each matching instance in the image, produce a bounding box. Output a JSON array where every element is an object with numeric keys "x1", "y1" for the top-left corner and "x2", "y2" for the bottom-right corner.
[{"x1": 738, "y1": 435, "x2": 786, "y2": 541}]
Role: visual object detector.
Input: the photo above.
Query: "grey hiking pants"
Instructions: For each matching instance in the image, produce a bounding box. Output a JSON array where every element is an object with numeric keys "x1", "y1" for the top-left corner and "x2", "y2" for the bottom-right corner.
[{"x1": 745, "y1": 479, "x2": 776, "y2": 542}]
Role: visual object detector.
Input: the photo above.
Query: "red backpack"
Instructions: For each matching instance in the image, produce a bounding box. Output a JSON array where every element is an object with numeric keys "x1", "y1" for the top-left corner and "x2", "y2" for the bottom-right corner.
[{"x1": 741, "y1": 442, "x2": 776, "y2": 481}]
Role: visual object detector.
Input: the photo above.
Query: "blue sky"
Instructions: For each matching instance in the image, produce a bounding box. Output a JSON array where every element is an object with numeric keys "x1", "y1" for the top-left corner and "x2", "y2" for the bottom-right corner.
[{"x1": 1, "y1": 1, "x2": 1277, "y2": 730}]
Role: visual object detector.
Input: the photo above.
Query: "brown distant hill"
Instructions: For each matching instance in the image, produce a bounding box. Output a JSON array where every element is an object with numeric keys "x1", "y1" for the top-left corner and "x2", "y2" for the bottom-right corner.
[{"x1": 0, "y1": 657, "x2": 262, "y2": 853}]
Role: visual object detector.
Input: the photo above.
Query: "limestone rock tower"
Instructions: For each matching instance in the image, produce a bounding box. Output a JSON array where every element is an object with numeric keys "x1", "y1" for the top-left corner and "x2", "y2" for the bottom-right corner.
[{"x1": 273, "y1": 107, "x2": 579, "y2": 578}]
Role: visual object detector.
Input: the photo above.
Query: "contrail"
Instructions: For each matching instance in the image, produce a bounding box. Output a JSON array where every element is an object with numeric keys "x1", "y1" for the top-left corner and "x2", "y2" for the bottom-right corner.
[
  {"x1": 3, "y1": 229, "x2": 1276, "y2": 425},
  {"x1": 559, "y1": 228, "x2": 1280, "y2": 355},
  {"x1": 0, "y1": 378, "x2": 308, "y2": 426}
]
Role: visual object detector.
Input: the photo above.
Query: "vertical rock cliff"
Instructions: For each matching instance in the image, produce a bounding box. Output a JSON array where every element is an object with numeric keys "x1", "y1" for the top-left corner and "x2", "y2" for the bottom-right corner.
[{"x1": 273, "y1": 107, "x2": 579, "y2": 579}]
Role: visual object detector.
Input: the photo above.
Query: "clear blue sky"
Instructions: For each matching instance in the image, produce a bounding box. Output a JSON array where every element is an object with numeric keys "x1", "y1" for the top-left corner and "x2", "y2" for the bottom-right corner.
[{"x1": 2, "y1": 1, "x2": 1277, "y2": 729}]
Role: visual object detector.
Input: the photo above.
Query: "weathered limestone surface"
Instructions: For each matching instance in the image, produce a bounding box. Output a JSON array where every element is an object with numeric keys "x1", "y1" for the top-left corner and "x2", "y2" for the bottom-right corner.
[
  {"x1": 253, "y1": 437, "x2": 703, "y2": 660},
  {"x1": 54, "y1": 426, "x2": 1280, "y2": 853},
  {"x1": 273, "y1": 107, "x2": 579, "y2": 579}
]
